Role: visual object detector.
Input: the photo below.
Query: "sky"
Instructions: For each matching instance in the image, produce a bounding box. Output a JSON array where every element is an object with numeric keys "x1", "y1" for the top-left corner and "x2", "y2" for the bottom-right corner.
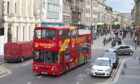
[{"x1": 106, "y1": 0, "x2": 134, "y2": 13}]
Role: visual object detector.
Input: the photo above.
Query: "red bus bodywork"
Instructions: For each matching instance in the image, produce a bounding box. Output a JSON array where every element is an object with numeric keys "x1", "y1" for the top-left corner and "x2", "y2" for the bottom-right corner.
[{"x1": 32, "y1": 26, "x2": 92, "y2": 75}]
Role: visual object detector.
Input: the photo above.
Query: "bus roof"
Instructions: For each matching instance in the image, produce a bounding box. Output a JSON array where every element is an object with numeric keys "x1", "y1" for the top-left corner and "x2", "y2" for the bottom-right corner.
[
  {"x1": 79, "y1": 29, "x2": 91, "y2": 35},
  {"x1": 35, "y1": 26, "x2": 78, "y2": 30}
]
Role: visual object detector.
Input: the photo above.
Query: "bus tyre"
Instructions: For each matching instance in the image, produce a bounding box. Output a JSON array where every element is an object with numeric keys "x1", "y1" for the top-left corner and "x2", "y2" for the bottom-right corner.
[
  {"x1": 20, "y1": 57, "x2": 24, "y2": 62},
  {"x1": 84, "y1": 57, "x2": 87, "y2": 64},
  {"x1": 66, "y1": 65, "x2": 69, "y2": 71},
  {"x1": 34, "y1": 71, "x2": 40, "y2": 76}
]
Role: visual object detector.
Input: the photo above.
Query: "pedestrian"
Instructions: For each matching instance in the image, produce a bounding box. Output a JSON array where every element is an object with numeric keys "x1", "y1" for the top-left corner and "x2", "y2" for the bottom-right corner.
[
  {"x1": 103, "y1": 37, "x2": 106, "y2": 46},
  {"x1": 135, "y1": 41, "x2": 137, "y2": 49},
  {"x1": 134, "y1": 36, "x2": 137, "y2": 43},
  {"x1": 112, "y1": 40, "x2": 116, "y2": 47},
  {"x1": 118, "y1": 37, "x2": 122, "y2": 45}
]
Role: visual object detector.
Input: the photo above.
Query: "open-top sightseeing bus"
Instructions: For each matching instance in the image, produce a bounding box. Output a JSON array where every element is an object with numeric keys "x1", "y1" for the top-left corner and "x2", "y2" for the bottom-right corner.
[{"x1": 32, "y1": 26, "x2": 92, "y2": 76}]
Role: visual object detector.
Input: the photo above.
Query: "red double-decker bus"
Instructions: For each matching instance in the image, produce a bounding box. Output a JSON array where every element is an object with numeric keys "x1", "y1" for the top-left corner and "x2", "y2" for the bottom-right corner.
[{"x1": 32, "y1": 26, "x2": 92, "y2": 75}]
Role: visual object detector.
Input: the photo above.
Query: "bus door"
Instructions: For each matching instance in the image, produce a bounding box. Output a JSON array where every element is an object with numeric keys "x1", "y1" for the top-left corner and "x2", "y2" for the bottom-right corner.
[
  {"x1": 59, "y1": 52, "x2": 65, "y2": 72},
  {"x1": 76, "y1": 47, "x2": 80, "y2": 65}
]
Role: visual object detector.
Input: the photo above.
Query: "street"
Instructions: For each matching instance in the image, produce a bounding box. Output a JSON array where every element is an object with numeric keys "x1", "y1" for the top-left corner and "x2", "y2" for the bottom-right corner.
[{"x1": 0, "y1": 33, "x2": 137, "y2": 84}]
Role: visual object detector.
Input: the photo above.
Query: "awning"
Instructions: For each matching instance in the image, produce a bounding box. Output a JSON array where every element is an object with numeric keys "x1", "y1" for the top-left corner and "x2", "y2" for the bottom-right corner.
[{"x1": 97, "y1": 22, "x2": 104, "y2": 25}]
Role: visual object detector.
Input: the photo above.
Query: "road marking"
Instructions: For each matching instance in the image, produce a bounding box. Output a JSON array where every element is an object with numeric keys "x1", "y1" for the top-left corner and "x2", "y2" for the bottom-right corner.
[
  {"x1": 76, "y1": 81, "x2": 80, "y2": 84},
  {"x1": 22, "y1": 62, "x2": 30, "y2": 66},
  {"x1": 104, "y1": 62, "x2": 121, "y2": 83},
  {"x1": 0, "y1": 68, "x2": 5, "y2": 74},
  {"x1": 27, "y1": 81, "x2": 31, "y2": 84},
  {"x1": 0, "y1": 66, "x2": 12, "y2": 79},
  {"x1": 121, "y1": 75, "x2": 140, "y2": 79},
  {"x1": 38, "y1": 76, "x2": 42, "y2": 79},
  {"x1": 0, "y1": 62, "x2": 5, "y2": 65}
]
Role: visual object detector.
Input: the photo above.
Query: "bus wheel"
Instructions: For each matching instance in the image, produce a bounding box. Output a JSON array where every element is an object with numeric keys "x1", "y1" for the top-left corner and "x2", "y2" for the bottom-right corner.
[
  {"x1": 66, "y1": 65, "x2": 69, "y2": 71},
  {"x1": 34, "y1": 71, "x2": 40, "y2": 76},
  {"x1": 20, "y1": 57, "x2": 24, "y2": 62},
  {"x1": 84, "y1": 57, "x2": 87, "y2": 64}
]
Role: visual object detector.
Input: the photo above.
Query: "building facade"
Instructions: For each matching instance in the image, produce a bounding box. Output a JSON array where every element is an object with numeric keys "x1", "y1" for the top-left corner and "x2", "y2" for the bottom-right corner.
[
  {"x1": 81, "y1": 0, "x2": 91, "y2": 27},
  {"x1": 120, "y1": 13, "x2": 132, "y2": 28},
  {"x1": 97, "y1": 0, "x2": 106, "y2": 24},
  {"x1": 105, "y1": 6, "x2": 112, "y2": 27},
  {"x1": 91, "y1": 0, "x2": 98, "y2": 26},
  {"x1": 111, "y1": 11, "x2": 121, "y2": 28},
  {"x1": 0, "y1": 0, "x2": 2, "y2": 27},
  {"x1": 0, "y1": 0, "x2": 4, "y2": 55},
  {"x1": 0, "y1": 0, "x2": 41, "y2": 55},
  {"x1": 63, "y1": 0, "x2": 71, "y2": 26},
  {"x1": 41, "y1": 0, "x2": 63, "y2": 26},
  {"x1": 131, "y1": 6, "x2": 136, "y2": 22},
  {"x1": 71, "y1": 0, "x2": 83, "y2": 25},
  {"x1": 134, "y1": 0, "x2": 140, "y2": 27}
]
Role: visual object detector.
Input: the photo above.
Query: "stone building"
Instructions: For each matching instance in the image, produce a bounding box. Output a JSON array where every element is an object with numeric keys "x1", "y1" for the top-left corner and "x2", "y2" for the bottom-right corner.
[
  {"x1": 97, "y1": 0, "x2": 106, "y2": 24},
  {"x1": 134, "y1": 0, "x2": 140, "y2": 43},
  {"x1": 91, "y1": 0, "x2": 98, "y2": 27},
  {"x1": 41, "y1": 0, "x2": 63, "y2": 26},
  {"x1": 81, "y1": 0, "x2": 92, "y2": 27},
  {"x1": 105, "y1": 6, "x2": 112, "y2": 26},
  {"x1": 0, "y1": 0, "x2": 4, "y2": 55},
  {"x1": 71, "y1": 0, "x2": 84, "y2": 25},
  {"x1": 134, "y1": 0, "x2": 140, "y2": 27},
  {"x1": 63, "y1": 0, "x2": 71, "y2": 26},
  {"x1": 0, "y1": 0, "x2": 41, "y2": 55}
]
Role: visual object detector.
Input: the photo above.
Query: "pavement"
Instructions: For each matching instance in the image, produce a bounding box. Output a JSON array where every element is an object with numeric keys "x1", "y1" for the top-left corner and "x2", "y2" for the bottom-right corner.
[
  {"x1": 92, "y1": 33, "x2": 112, "y2": 49},
  {"x1": 0, "y1": 55, "x2": 4, "y2": 63},
  {"x1": 113, "y1": 53, "x2": 140, "y2": 84},
  {"x1": 112, "y1": 33, "x2": 140, "y2": 84}
]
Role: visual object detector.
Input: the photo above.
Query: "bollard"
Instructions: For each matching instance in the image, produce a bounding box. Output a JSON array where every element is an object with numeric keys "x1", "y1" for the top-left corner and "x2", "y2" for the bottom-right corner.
[{"x1": 123, "y1": 63, "x2": 127, "y2": 69}]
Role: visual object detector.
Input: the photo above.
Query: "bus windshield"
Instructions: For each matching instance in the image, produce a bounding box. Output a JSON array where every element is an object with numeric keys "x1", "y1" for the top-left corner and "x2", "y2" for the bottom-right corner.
[
  {"x1": 34, "y1": 30, "x2": 56, "y2": 40},
  {"x1": 34, "y1": 51, "x2": 58, "y2": 64}
]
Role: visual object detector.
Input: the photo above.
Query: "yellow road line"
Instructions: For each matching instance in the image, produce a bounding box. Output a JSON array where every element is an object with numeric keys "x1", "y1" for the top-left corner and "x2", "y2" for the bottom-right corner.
[
  {"x1": 0, "y1": 66, "x2": 12, "y2": 79},
  {"x1": 110, "y1": 63, "x2": 121, "y2": 81},
  {"x1": 102, "y1": 62, "x2": 121, "y2": 83}
]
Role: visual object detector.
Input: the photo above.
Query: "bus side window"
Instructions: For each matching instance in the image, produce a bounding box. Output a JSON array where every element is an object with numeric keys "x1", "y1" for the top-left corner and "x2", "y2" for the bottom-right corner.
[
  {"x1": 61, "y1": 30, "x2": 70, "y2": 39},
  {"x1": 34, "y1": 30, "x2": 41, "y2": 39},
  {"x1": 65, "y1": 50, "x2": 71, "y2": 60},
  {"x1": 71, "y1": 29, "x2": 78, "y2": 38},
  {"x1": 59, "y1": 30, "x2": 62, "y2": 40},
  {"x1": 77, "y1": 47, "x2": 80, "y2": 55},
  {"x1": 49, "y1": 30, "x2": 56, "y2": 40}
]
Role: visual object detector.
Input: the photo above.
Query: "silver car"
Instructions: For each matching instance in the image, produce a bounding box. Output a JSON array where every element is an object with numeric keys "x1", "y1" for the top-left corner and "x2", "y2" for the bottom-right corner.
[
  {"x1": 90, "y1": 57, "x2": 113, "y2": 77},
  {"x1": 107, "y1": 45, "x2": 134, "y2": 56},
  {"x1": 103, "y1": 52, "x2": 119, "y2": 68}
]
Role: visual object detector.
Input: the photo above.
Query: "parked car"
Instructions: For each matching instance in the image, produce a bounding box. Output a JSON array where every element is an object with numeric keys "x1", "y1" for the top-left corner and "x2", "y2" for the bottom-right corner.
[
  {"x1": 103, "y1": 52, "x2": 119, "y2": 68},
  {"x1": 90, "y1": 57, "x2": 113, "y2": 77},
  {"x1": 107, "y1": 45, "x2": 134, "y2": 56},
  {"x1": 4, "y1": 42, "x2": 33, "y2": 62}
]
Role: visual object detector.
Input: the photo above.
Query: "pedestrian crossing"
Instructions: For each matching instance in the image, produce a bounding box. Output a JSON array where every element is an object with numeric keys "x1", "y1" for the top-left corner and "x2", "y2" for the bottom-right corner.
[{"x1": 0, "y1": 66, "x2": 12, "y2": 79}]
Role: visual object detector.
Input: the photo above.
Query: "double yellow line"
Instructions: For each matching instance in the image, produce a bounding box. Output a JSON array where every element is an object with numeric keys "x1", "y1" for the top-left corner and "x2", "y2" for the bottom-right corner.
[
  {"x1": 0, "y1": 66, "x2": 12, "y2": 79},
  {"x1": 106, "y1": 62, "x2": 121, "y2": 82}
]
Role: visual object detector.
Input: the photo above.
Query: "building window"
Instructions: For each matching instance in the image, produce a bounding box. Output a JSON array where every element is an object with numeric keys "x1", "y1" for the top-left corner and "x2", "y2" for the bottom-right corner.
[
  {"x1": 15, "y1": 3, "x2": 16, "y2": 14},
  {"x1": 0, "y1": 28, "x2": 4, "y2": 36},
  {"x1": 7, "y1": 1, "x2": 10, "y2": 14},
  {"x1": 23, "y1": 26, "x2": 25, "y2": 41},
  {"x1": 16, "y1": 26, "x2": 18, "y2": 41},
  {"x1": 47, "y1": 0, "x2": 60, "y2": 19}
]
